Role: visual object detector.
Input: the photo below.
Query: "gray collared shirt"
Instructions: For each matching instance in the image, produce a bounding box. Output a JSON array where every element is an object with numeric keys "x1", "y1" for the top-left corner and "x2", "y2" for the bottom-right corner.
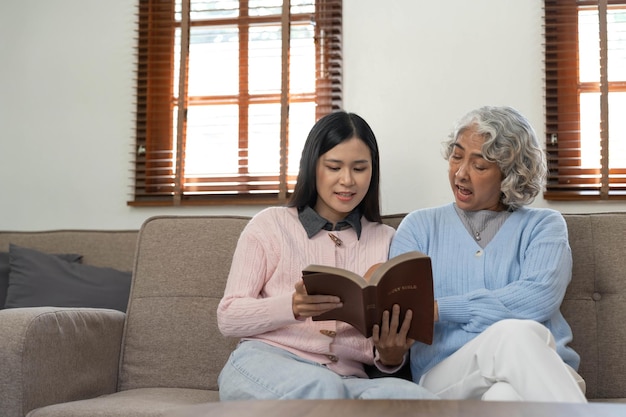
[{"x1": 297, "y1": 206, "x2": 362, "y2": 239}]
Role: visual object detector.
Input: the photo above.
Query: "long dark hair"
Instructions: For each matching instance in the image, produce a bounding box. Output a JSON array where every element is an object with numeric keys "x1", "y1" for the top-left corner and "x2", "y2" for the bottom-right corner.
[{"x1": 288, "y1": 111, "x2": 382, "y2": 223}]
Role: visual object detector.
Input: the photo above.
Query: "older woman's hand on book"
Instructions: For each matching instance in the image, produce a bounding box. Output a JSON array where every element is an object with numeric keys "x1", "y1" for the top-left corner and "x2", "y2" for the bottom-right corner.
[{"x1": 372, "y1": 304, "x2": 415, "y2": 366}]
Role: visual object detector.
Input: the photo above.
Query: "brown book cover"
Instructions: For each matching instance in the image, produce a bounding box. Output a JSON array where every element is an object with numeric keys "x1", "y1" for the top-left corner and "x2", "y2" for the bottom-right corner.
[{"x1": 302, "y1": 251, "x2": 434, "y2": 344}]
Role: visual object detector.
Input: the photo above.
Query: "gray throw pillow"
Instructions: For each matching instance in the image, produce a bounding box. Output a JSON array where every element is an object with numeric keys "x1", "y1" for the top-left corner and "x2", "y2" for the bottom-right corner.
[
  {"x1": 0, "y1": 250, "x2": 82, "y2": 309},
  {"x1": 5, "y1": 244, "x2": 131, "y2": 312}
]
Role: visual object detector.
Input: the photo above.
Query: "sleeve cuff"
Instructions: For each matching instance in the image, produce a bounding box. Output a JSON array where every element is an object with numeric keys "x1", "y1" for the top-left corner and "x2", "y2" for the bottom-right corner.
[
  {"x1": 268, "y1": 293, "x2": 302, "y2": 324},
  {"x1": 437, "y1": 295, "x2": 471, "y2": 323},
  {"x1": 373, "y1": 350, "x2": 407, "y2": 374}
]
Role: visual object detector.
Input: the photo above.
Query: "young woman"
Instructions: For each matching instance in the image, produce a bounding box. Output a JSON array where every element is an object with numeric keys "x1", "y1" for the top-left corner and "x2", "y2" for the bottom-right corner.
[
  {"x1": 217, "y1": 111, "x2": 436, "y2": 400},
  {"x1": 390, "y1": 106, "x2": 586, "y2": 402}
]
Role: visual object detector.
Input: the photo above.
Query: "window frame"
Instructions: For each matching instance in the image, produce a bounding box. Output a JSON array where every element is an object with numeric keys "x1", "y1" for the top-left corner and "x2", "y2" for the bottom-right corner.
[
  {"x1": 544, "y1": 0, "x2": 626, "y2": 200},
  {"x1": 130, "y1": 0, "x2": 342, "y2": 206}
]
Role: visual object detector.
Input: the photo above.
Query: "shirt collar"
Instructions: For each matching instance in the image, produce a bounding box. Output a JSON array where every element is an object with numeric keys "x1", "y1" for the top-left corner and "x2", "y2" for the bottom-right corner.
[{"x1": 298, "y1": 206, "x2": 362, "y2": 239}]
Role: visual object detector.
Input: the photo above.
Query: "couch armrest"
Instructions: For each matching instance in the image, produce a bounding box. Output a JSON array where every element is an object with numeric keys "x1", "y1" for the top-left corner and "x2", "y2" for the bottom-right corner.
[{"x1": 0, "y1": 307, "x2": 125, "y2": 417}]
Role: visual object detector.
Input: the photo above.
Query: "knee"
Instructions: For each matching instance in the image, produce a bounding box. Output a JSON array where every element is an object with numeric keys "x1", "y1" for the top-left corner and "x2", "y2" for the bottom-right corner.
[
  {"x1": 481, "y1": 382, "x2": 523, "y2": 401},
  {"x1": 396, "y1": 382, "x2": 439, "y2": 400},
  {"x1": 361, "y1": 378, "x2": 439, "y2": 400},
  {"x1": 294, "y1": 375, "x2": 348, "y2": 399}
]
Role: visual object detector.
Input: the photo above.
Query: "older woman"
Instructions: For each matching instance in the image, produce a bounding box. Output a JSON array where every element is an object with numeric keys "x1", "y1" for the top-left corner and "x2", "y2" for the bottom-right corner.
[{"x1": 390, "y1": 106, "x2": 586, "y2": 402}]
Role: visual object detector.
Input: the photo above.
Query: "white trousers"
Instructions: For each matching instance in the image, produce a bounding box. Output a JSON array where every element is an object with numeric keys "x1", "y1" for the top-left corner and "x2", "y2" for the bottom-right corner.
[{"x1": 419, "y1": 319, "x2": 587, "y2": 402}]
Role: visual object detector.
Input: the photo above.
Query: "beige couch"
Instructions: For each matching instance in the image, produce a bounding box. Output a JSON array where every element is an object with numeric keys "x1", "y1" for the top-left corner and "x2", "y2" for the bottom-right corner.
[{"x1": 0, "y1": 212, "x2": 625, "y2": 417}]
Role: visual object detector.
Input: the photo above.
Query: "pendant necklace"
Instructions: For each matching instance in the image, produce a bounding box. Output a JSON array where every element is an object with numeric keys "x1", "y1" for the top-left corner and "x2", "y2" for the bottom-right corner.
[
  {"x1": 460, "y1": 210, "x2": 488, "y2": 241},
  {"x1": 457, "y1": 207, "x2": 511, "y2": 244}
]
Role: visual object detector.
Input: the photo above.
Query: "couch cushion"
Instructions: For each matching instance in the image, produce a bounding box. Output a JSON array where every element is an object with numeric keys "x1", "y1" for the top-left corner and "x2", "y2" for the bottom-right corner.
[
  {"x1": 561, "y1": 214, "x2": 598, "y2": 398},
  {"x1": 381, "y1": 214, "x2": 406, "y2": 230},
  {"x1": 4, "y1": 244, "x2": 131, "y2": 312},
  {"x1": 0, "y1": 250, "x2": 82, "y2": 309},
  {"x1": 25, "y1": 387, "x2": 216, "y2": 417},
  {"x1": 0, "y1": 229, "x2": 138, "y2": 272},
  {"x1": 588, "y1": 214, "x2": 626, "y2": 399},
  {"x1": 118, "y1": 216, "x2": 248, "y2": 392},
  {"x1": 562, "y1": 213, "x2": 626, "y2": 400}
]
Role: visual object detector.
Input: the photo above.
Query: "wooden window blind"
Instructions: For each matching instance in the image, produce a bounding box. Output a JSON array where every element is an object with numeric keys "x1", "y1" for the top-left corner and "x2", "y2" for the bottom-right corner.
[
  {"x1": 131, "y1": 0, "x2": 342, "y2": 206},
  {"x1": 544, "y1": 0, "x2": 626, "y2": 200}
]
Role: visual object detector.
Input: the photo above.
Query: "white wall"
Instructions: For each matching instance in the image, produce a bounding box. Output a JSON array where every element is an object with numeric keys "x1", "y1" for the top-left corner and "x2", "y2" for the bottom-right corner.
[{"x1": 1, "y1": 0, "x2": 624, "y2": 231}]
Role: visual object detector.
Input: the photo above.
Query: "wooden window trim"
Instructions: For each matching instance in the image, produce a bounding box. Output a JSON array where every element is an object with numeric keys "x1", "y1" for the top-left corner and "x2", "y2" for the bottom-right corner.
[
  {"x1": 544, "y1": 0, "x2": 626, "y2": 200},
  {"x1": 130, "y1": 0, "x2": 343, "y2": 207}
]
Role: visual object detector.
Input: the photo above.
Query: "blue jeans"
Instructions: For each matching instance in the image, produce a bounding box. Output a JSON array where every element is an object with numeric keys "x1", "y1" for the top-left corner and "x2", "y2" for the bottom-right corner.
[{"x1": 218, "y1": 340, "x2": 438, "y2": 400}]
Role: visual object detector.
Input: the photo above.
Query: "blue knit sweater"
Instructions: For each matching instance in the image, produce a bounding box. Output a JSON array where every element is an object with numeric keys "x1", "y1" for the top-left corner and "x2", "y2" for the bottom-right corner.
[{"x1": 390, "y1": 203, "x2": 579, "y2": 381}]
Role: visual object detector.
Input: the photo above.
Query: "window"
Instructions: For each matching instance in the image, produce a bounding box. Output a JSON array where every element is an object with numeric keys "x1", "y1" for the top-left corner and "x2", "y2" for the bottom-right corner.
[
  {"x1": 544, "y1": 0, "x2": 626, "y2": 200},
  {"x1": 131, "y1": 0, "x2": 342, "y2": 206}
]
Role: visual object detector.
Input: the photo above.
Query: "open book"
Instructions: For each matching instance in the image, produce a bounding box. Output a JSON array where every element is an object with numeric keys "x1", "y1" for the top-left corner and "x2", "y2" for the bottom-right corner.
[{"x1": 302, "y1": 251, "x2": 434, "y2": 344}]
